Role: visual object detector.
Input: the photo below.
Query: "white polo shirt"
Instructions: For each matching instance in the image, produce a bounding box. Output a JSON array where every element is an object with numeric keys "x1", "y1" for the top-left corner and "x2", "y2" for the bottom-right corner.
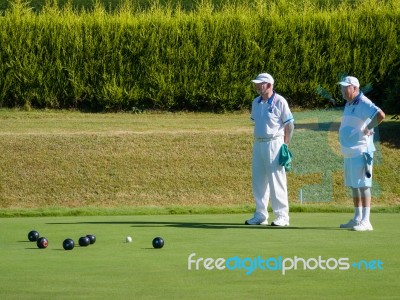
[
  {"x1": 251, "y1": 92, "x2": 294, "y2": 139},
  {"x1": 339, "y1": 92, "x2": 380, "y2": 157}
]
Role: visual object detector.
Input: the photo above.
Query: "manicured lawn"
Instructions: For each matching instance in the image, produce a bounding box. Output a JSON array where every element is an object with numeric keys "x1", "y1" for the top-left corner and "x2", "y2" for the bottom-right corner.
[{"x1": 0, "y1": 213, "x2": 398, "y2": 299}]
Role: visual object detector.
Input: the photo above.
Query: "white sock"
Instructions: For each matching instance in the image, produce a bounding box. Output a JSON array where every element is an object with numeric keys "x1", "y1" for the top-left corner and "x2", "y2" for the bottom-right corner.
[
  {"x1": 362, "y1": 207, "x2": 371, "y2": 223},
  {"x1": 354, "y1": 207, "x2": 362, "y2": 222}
]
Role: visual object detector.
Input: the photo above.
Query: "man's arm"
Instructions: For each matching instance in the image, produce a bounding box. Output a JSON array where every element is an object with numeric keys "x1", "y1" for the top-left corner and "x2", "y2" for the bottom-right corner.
[
  {"x1": 284, "y1": 121, "x2": 294, "y2": 145},
  {"x1": 364, "y1": 110, "x2": 385, "y2": 135},
  {"x1": 367, "y1": 110, "x2": 385, "y2": 129}
]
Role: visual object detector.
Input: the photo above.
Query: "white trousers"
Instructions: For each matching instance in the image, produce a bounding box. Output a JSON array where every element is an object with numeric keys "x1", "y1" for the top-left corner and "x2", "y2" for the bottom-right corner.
[{"x1": 252, "y1": 137, "x2": 289, "y2": 221}]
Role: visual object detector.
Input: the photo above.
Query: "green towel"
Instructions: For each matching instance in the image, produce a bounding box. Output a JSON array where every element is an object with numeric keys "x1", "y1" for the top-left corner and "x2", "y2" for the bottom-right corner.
[{"x1": 279, "y1": 144, "x2": 293, "y2": 172}]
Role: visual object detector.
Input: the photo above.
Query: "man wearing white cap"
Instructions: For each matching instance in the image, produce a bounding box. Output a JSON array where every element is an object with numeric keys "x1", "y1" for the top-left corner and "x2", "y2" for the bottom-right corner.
[
  {"x1": 245, "y1": 73, "x2": 294, "y2": 226},
  {"x1": 338, "y1": 76, "x2": 385, "y2": 231}
]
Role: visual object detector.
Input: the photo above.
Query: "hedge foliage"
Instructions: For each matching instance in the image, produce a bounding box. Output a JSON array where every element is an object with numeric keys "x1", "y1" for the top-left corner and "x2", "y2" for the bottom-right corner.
[{"x1": 0, "y1": 0, "x2": 399, "y2": 112}]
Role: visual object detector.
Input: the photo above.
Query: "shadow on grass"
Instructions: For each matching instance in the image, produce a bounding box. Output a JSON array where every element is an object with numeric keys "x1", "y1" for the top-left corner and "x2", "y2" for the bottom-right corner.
[
  {"x1": 295, "y1": 122, "x2": 340, "y2": 132},
  {"x1": 378, "y1": 119, "x2": 400, "y2": 149},
  {"x1": 46, "y1": 221, "x2": 341, "y2": 230},
  {"x1": 25, "y1": 247, "x2": 45, "y2": 250}
]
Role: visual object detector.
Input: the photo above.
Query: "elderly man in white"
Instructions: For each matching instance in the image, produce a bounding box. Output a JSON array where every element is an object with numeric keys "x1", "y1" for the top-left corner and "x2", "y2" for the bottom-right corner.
[
  {"x1": 338, "y1": 76, "x2": 385, "y2": 231},
  {"x1": 246, "y1": 73, "x2": 294, "y2": 226}
]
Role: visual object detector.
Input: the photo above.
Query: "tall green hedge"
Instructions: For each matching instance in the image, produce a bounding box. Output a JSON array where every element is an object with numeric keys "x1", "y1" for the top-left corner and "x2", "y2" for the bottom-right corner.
[{"x1": 0, "y1": 0, "x2": 399, "y2": 112}]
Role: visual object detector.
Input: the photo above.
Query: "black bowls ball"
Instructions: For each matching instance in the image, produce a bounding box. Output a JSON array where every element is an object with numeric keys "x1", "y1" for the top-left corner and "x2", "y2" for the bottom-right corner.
[
  {"x1": 63, "y1": 238, "x2": 75, "y2": 250},
  {"x1": 152, "y1": 237, "x2": 164, "y2": 249},
  {"x1": 28, "y1": 230, "x2": 40, "y2": 242},
  {"x1": 37, "y1": 237, "x2": 48, "y2": 249},
  {"x1": 78, "y1": 236, "x2": 90, "y2": 247},
  {"x1": 86, "y1": 234, "x2": 96, "y2": 244}
]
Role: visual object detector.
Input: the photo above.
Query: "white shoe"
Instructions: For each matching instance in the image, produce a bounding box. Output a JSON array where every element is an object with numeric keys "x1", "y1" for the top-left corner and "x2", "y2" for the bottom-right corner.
[
  {"x1": 245, "y1": 216, "x2": 268, "y2": 225},
  {"x1": 353, "y1": 221, "x2": 373, "y2": 231},
  {"x1": 340, "y1": 219, "x2": 360, "y2": 229},
  {"x1": 271, "y1": 217, "x2": 289, "y2": 227}
]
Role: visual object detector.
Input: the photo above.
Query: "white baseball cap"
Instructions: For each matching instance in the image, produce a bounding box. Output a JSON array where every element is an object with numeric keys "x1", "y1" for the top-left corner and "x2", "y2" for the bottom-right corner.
[
  {"x1": 338, "y1": 76, "x2": 360, "y2": 88},
  {"x1": 251, "y1": 73, "x2": 274, "y2": 84}
]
